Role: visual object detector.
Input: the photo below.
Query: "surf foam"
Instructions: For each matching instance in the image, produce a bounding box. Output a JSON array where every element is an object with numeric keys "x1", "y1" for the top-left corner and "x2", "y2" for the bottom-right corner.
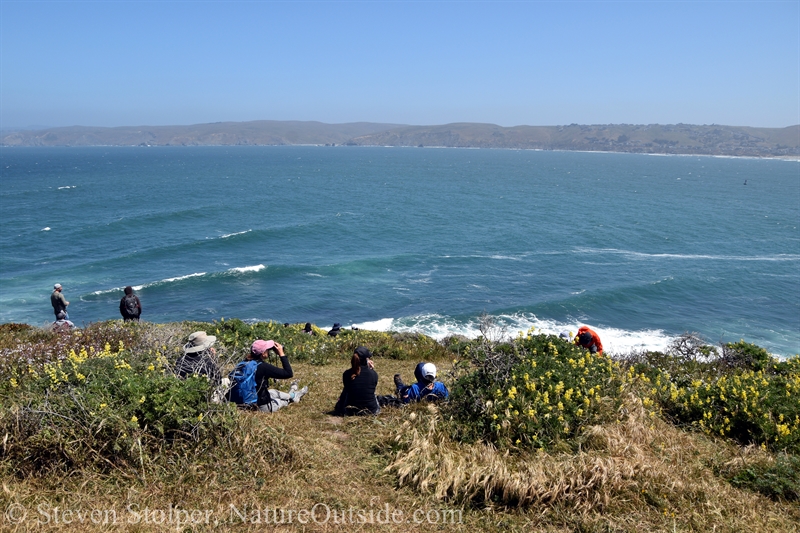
[{"x1": 353, "y1": 312, "x2": 674, "y2": 356}]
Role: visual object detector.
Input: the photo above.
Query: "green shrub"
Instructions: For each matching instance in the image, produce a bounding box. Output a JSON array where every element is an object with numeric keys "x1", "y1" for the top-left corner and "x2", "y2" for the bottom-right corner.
[
  {"x1": 720, "y1": 340, "x2": 773, "y2": 372},
  {"x1": 0, "y1": 321, "x2": 141, "y2": 384},
  {"x1": 725, "y1": 454, "x2": 800, "y2": 501},
  {"x1": 0, "y1": 340, "x2": 235, "y2": 474},
  {"x1": 444, "y1": 332, "x2": 624, "y2": 451},
  {"x1": 644, "y1": 356, "x2": 800, "y2": 453}
]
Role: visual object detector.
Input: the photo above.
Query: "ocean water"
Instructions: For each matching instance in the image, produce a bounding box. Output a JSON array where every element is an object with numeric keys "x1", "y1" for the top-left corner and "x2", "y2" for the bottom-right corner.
[{"x1": 1, "y1": 146, "x2": 798, "y2": 356}]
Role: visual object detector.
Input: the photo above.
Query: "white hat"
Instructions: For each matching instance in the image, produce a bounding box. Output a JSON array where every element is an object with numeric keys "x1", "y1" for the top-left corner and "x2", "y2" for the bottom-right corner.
[
  {"x1": 184, "y1": 331, "x2": 217, "y2": 354},
  {"x1": 54, "y1": 283, "x2": 62, "y2": 289},
  {"x1": 421, "y1": 363, "x2": 437, "y2": 381}
]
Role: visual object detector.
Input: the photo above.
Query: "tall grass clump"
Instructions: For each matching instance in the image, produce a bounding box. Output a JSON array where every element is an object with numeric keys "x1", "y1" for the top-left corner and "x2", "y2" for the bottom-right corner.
[{"x1": 445, "y1": 330, "x2": 624, "y2": 451}]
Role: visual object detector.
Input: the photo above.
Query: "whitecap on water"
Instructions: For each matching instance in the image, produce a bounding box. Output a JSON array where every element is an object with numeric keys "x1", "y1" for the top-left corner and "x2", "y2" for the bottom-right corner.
[
  {"x1": 228, "y1": 265, "x2": 265, "y2": 274},
  {"x1": 356, "y1": 312, "x2": 674, "y2": 356}
]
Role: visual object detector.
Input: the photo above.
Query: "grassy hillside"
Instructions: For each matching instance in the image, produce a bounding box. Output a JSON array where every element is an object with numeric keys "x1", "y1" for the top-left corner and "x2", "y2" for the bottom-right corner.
[{"x1": 1, "y1": 320, "x2": 798, "y2": 532}]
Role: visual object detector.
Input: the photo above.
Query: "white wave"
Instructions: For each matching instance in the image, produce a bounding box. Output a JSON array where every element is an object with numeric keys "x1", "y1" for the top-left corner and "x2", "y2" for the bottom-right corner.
[
  {"x1": 89, "y1": 287, "x2": 120, "y2": 296},
  {"x1": 228, "y1": 264, "x2": 265, "y2": 274},
  {"x1": 305, "y1": 273, "x2": 324, "y2": 277},
  {"x1": 57, "y1": 185, "x2": 76, "y2": 189},
  {"x1": 220, "y1": 229, "x2": 252, "y2": 239},
  {"x1": 89, "y1": 272, "x2": 208, "y2": 295},
  {"x1": 575, "y1": 247, "x2": 799, "y2": 262},
  {"x1": 41, "y1": 227, "x2": 51, "y2": 231},
  {"x1": 359, "y1": 312, "x2": 674, "y2": 356},
  {"x1": 352, "y1": 318, "x2": 396, "y2": 332},
  {"x1": 89, "y1": 285, "x2": 134, "y2": 296},
  {"x1": 156, "y1": 272, "x2": 207, "y2": 284}
]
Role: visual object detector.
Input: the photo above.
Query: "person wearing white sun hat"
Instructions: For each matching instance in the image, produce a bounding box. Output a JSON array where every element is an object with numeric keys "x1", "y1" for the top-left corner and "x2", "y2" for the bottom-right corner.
[{"x1": 175, "y1": 331, "x2": 222, "y2": 386}]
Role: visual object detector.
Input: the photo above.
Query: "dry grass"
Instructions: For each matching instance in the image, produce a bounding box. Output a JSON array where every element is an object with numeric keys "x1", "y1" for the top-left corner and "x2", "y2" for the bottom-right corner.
[
  {"x1": 386, "y1": 394, "x2": 800, "y2": 532},
  {"x1": 2, "y1": 355, "x2": 799, "y2": 532}
]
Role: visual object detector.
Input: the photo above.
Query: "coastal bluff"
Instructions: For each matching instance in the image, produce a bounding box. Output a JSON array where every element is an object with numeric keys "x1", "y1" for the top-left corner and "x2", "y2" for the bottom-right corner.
[{"x1": 2, "y1": 120, "x2": 798, "y2": 157}]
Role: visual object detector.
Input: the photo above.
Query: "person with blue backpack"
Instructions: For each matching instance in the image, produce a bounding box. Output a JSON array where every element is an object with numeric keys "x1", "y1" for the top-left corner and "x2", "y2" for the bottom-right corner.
[
  {"x1": 393, "y1": 362, "x2": 449, "y2": 403},
  {"x1": 228, "y1": 339, "x2": 308, "y2": 412}
]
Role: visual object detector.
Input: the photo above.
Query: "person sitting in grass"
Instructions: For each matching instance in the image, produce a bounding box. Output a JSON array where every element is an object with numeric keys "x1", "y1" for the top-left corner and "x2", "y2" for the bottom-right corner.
[
  {"x1": 334, "y1": 346, "x2": 380, "y2": 415},
  {"x1": 249, "y1": 340, "x2": 307, "y2": 413},
  {"x1": 393, "y1": 362, "x2": 449, "y2": 403},
  {"x1": 175, "y1": 331, "x2": 222, "y2": 386}
]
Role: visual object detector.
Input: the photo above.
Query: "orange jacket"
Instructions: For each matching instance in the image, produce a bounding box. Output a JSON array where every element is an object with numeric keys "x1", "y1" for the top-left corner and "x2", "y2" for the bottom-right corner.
[{"x1": 575, "y1": 326, "x2": 603, "y2": 354}]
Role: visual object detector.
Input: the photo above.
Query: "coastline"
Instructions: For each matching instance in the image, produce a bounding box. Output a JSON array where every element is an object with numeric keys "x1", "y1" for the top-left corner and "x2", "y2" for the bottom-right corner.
[
  {"x1": 3, "y1": 121, "x2": 797, "y2": 158},
  {"x1": 3, "y1": 142, "x2": 799, "y2": 160}
]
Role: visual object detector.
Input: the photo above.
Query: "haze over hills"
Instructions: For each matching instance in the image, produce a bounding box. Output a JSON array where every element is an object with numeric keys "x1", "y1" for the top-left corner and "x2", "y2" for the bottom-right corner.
[{"x1": 2, "y1": 120, "x2": 798, "y2": 157}]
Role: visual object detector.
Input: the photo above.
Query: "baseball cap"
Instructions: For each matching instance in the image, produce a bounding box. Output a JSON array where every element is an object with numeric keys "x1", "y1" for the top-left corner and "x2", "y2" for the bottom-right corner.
[{"x1": 251, "y1": 339, "x2": 276, "y2": 356}]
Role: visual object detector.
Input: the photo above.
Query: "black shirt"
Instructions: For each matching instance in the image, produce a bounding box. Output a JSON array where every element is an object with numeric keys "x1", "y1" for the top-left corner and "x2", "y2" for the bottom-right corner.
[
  {"x1": 334, "y1": 365, "x2": 379, "y2": 414},
  {"x1": 255, "y1": 355, "x2": 294, "y2": 406}
]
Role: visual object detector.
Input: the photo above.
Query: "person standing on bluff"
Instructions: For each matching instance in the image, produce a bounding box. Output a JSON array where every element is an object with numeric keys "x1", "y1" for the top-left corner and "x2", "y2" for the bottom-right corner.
[
  {"x1": 51, "y1": 283, "x2": 69, "y2": 320},
  {"x1": 119, "y1": 286, "x2": 142, "y2": 321}
]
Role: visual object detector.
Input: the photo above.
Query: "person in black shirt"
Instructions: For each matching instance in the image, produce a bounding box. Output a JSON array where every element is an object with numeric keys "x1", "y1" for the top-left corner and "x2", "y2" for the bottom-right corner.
[
  {"x1": 327, "y1": 323, "x2": 342, "y2": 337},
  {"x1": 252, "y1": 339, "x2": 308, "y2": 412},
  {"x1": 334, "y1": 346, "x2": 380, "y2": 415},
  {"x1": 119, "y1": 286, "x2": 142, "y2": 321}
]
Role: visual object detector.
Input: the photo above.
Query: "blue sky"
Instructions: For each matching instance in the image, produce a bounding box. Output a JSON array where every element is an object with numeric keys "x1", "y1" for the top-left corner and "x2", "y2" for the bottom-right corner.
[{"x1": 1, "y1": 1, "x2": 797, "y2": 129}]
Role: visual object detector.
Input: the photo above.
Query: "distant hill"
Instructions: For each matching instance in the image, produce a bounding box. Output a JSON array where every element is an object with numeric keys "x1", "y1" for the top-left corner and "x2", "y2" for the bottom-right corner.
[
  {"x1": 2, "y1": 120, "x2": 798, "y2": 157},
  {"x1": 0, "y1": 120, "x2": 403, "y2": 148},
  {"x1": 350, "y1": 123, "x2": 800, "y2": 157}
]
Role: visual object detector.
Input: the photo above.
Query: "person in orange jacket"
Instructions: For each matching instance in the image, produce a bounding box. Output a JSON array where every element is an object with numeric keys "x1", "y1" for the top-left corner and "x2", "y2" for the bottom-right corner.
[{"x1": 575, "y1": 326, "x2": 603, "y2": 355}]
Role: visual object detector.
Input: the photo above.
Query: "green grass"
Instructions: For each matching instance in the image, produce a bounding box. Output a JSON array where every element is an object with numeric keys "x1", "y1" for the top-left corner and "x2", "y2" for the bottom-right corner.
[{"x1": 1, "y1": 321, "x2": 798, "y2": 532}]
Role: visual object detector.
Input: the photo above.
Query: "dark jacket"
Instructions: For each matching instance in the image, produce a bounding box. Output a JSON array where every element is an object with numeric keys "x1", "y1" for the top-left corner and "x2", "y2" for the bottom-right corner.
[
  {"x1": 120, "y1": 294, "x2": 142, "y2": 320},
  {"x1": 334, "y1": 365, "x2": 379, "y2": 415},
  {"x1": 255, "y1": 355, "x2": 294, "y2": 407},
  {"x1": 175, "y1": 350, "x2": 221, "y2": 386}
]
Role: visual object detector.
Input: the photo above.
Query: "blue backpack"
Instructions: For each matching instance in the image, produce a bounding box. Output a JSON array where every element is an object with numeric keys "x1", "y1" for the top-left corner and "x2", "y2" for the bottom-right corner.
[{"x1": 227, "y1": 360, "x2": 259, "y2": 405}]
